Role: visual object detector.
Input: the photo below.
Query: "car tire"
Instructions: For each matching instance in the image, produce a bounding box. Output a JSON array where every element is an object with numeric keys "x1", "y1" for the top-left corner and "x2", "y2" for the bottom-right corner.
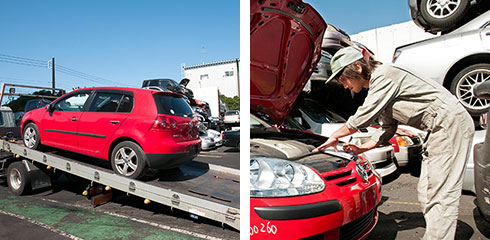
[
  {"x1": 450, "y1": 63, "x2": 490, "y2": 116},
  {"x1": 23, "y1": 123, "x2": 41, "y2": 150},
  {"x1": 7, "y1": 161, "x2": 31, "y2": 196},
  {"x1": 111, "y1": 141, "x2": 147, "y2": 179},
  {"x1": 419, "y1": 0, "x2": 469, "y2": 31}
]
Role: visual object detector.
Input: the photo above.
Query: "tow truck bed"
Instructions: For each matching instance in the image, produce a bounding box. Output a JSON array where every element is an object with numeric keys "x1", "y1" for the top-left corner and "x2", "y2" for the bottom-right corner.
[{"x1": 0, "y1": 139, "x2": 240, "y2": 230}]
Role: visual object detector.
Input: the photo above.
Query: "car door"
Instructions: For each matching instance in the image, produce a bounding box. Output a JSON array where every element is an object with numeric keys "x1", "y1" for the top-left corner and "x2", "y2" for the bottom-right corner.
[
  {"x1": 77, "y1": 90, "x2": 133, "y2": 157},
  {"x1": 41, "y1": 90, "x2": 91, "y2": 151}
]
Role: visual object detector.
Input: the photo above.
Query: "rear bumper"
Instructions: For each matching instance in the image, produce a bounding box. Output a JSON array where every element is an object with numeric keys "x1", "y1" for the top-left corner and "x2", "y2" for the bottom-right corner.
[{"x1": 145, "y1": 147, "x2": 200, "y2": 169}]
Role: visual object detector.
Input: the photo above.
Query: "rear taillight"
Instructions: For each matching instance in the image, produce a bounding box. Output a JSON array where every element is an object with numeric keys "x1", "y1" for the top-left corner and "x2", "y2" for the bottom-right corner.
[{"x1": 151, "y1": 114, "x2": 177, "y2": 131}]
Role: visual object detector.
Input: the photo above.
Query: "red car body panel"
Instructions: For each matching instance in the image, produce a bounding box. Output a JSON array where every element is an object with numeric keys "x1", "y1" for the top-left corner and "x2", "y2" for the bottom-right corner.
[
  {"x1": 250, "y1": 0, "x2": 381, "y2": 239},
  {"x1": 251, "y1": 0, "x2": 326, "y2": 125},
  {"x1": 251, "y1": 160, "x2": 381, "y2": 239},
  {"x1": 21, "y1": 87, "x2": 200, "y2": 167}
]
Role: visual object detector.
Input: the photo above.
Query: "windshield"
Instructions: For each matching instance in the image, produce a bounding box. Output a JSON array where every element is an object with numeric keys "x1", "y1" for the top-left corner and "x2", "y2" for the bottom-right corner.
[{"x1": 301, "y1": 99, "x2": 346, "y2": 124}]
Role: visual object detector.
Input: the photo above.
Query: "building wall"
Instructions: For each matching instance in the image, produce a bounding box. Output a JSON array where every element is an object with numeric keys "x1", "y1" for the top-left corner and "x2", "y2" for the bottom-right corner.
[
  {"x1": 351, "y1": 21, "x2": 436, "y2": 63},
  {"x1": 183, "y1": 59, "x2": 240, "y2": 98}
]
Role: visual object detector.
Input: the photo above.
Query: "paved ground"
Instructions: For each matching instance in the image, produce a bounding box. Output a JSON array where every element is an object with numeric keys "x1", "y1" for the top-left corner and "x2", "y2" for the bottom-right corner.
[
  {"x1": 0, "y1": 146, "x2": 240, "y2": 240},
  {"x1": 366, "y1": 170, "x2": 490, "y2": 240}
]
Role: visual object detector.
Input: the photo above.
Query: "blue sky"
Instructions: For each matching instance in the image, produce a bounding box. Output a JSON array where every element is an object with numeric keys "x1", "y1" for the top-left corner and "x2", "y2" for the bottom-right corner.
[
  {"x1": 306, "y1": 1, "x2": 413, "y2": 35},
  {"x1": 0, "y1": 1, "x2": 239, "y2": 96}
]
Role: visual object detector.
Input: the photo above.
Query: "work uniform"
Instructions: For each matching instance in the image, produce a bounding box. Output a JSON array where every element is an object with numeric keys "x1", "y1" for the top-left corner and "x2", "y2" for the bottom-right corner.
[{"x1": 346, "y1": 64, "x2": 474, "y2": 240}]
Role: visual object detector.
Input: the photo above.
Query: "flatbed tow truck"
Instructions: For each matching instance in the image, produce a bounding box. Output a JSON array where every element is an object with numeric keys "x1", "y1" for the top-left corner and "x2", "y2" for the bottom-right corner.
[
  {"x1": 0, "y1": 83, "x2": 240, "y2": 232},
  {"x1": 0, "y1": 139, "x2": 240, "y2": 231}
]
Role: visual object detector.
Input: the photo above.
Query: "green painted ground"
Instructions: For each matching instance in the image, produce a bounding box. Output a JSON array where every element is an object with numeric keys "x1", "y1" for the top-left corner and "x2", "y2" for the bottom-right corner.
[{"x1": 0, "y1": 196, "x2": 202, "y2": 240}]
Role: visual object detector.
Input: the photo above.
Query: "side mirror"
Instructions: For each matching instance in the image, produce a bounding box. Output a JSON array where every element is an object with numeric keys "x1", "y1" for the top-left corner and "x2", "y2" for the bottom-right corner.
[{"x1": 46, "y1": 104, "x2": 53, "y2": 112}]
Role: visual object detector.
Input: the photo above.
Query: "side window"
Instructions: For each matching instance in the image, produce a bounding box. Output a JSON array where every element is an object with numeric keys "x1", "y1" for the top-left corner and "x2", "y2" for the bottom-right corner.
[
  {"x1": 117, "y1": 95, "x2": 133, "y2": 113},
  {"x1": 88, "y1": 93, "x2": 124, "y2": 112},
  {"x1": 54, "y1": 92, "x2": 90, "y2": 112}
]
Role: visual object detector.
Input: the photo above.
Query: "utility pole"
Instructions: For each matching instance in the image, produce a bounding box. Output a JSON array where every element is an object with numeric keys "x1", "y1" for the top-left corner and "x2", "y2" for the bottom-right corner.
[{"x1": 51, "y1": 57, "x2": 55, "y2": 89}]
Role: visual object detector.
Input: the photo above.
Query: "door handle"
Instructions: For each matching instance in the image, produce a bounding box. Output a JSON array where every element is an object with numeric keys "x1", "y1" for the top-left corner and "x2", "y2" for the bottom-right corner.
[
  {"x1": 70, "y1": 118, "x2": 78, "y2": 121},
  {"x1": 486, "y1": 32, "x2": 490, "y2": 36},
  {"x1": 110, "y1": 120, "x2": 120, "y2": 124}
]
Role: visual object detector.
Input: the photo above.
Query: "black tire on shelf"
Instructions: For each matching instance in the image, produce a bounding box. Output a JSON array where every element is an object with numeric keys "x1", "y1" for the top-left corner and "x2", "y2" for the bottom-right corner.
[
  {"x1": 7, "y1": 161, "x2": 31, "y2": 196},
  {"x1": 110, "y1": 141, "x2": 147, "y2": 179},
  {"x1": 23, "y1": 123, "x2": 41, "y2": 150},
  {"x1": 450, "y1": 63, "x2": 490, "y2": 116},
  {"x1": 420, "y1": 0, "x2": 469, "y2": 30}
]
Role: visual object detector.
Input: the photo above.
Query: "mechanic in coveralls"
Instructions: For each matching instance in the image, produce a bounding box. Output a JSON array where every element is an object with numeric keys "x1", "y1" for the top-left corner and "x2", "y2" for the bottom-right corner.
[{"x1": 314, "y1": 46, "x2": 474, "y2": 239}]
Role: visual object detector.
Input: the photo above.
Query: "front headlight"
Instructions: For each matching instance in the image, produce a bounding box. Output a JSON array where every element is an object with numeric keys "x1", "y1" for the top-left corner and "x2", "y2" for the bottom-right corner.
[{"x1": 250, "y1": 157, "x2": 325, "y2": 198}]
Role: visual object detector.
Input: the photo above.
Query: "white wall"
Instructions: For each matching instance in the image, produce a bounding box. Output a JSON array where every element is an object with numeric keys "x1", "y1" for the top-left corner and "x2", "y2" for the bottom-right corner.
[
  {"x1": 192, "y1": 87, "x2": 221, "y2": 118},
  {"x1": 183, "y1": 60, "x2": 240, "y2": 98},
  {"x1": 351, "y1": 21, "x2": 436, "y2": 63}
]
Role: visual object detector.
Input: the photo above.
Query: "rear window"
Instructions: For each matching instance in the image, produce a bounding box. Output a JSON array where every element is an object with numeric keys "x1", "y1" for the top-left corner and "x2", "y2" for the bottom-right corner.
[
  {"x1": 153, "y1": 94, "x2": 193, "y2": 117},
  {"x1": 226, "y1": 110, "x2": 239, "y2": 115}
]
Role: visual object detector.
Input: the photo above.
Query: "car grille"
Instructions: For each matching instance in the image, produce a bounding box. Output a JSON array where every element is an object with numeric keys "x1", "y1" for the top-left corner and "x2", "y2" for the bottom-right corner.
[
  {"x1": 339, "y1": 207, "x2": 376, "y2": 240},
  {"x1": 323, "y1": 161, "x2": 372, "y2": 187}
]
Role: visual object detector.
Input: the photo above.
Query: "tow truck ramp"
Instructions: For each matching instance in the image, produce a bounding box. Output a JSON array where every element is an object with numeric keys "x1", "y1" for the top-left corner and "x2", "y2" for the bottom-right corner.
[{"x1": 0, "y1": 139, "x2": 240, "y2": 231}]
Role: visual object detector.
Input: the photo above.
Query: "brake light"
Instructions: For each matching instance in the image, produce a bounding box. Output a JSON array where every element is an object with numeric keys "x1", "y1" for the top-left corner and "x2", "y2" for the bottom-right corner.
[{"x1": 151, "y1": 114, "x2": 177, "y2": 131}]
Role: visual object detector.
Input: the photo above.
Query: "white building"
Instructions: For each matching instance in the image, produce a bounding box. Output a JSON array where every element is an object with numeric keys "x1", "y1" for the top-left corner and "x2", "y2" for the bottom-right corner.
[
  {"x1": 183, "y1": 59, "x2": 240, "y2": 98},
  {"x1": 351, "y1": 21, "x2": 436, "y2": 63}
]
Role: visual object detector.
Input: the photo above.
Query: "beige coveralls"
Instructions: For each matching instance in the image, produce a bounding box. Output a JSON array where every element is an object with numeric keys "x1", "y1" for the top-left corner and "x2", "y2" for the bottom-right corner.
[{"x1": 345, "y1": 64, "x2": 474, "y2": 239}]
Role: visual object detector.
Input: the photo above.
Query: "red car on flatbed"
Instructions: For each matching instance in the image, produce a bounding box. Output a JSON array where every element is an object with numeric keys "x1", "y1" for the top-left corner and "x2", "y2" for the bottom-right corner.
[{"x1": 21, "y1": 87, "x2": 201, "y2": 179}]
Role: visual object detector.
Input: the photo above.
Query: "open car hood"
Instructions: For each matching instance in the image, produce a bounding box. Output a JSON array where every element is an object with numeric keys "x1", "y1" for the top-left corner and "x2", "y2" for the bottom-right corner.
[{"x1": 250, "y1": 0, "x2": 326, "y2": 125}]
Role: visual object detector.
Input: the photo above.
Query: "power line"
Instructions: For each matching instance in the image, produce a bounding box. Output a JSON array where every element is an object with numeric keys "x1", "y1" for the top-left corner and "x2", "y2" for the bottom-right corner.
[
  {"x1": 0, "y1": 54, "x2": 46, "y2": 64},
  {"x1": 0, "y1": 53, "x2": 137, "y2": 88}
]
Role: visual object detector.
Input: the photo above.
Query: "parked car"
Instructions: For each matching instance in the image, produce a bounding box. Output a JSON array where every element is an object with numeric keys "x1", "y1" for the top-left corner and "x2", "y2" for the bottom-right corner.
[
  {"x1": 142, "y1": 78, "x2": 193, "y2": 103},
  {"x1": 251, "y1": 1, "x2": 381, "y2": 239},
  {"x1": 223, "y1": 110, "x2": 240, "y2": 126},
  {"x1": 222, "y1": 129, "x2": 239, "y2": 150},
  {"x1": 293, "y1": 98, "x2": 397, "y2": 177},
  {"x1": 199, "y1": 131, "x2": 216, "y2": 151},
  {"x1": 393, "y1": 10, "x2": 490, "y2": 117},
  {"x1": 206, "y1": 129, "x2": 223, "y2": 147},
  {"x1": 0, "y1": 106, "x2": 21, "y2": 139},
  {"x1": 473, "y1": 80, "x2": 490, "y2": 221},
  {"x1": 408, "y1": 0, "x2": 490, "y2": 34},
  {"x1": 21, "y1": 87, "x2": 201, "y2": 179},
  {"x1": 25, "y1": 98, "x2": 52, "y2": 113}
]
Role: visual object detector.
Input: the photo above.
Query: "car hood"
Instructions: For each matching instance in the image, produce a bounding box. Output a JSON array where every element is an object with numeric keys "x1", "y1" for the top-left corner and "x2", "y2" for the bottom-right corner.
[{"x1": 250, "y1": 0, "x2": 326, "y2": 125}]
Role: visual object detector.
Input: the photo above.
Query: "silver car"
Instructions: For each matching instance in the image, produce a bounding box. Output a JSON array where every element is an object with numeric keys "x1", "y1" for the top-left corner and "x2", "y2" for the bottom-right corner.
[{"x1": 393, "y1": 10, "x2": 490, "y2": 116}]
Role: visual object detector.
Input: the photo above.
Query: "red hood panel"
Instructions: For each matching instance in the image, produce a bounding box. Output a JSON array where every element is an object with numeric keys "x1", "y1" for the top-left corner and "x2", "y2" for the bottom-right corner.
[{"x1": 251, "y1": 0, "x2": 326, "y2": 124}]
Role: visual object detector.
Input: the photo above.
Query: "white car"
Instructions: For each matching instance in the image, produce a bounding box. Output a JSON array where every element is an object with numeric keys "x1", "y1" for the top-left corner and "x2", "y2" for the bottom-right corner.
[
  {"x1": 199, "y1": 130, "x2": 217, "y2": 151},
  {"x1": 393, "y1": 10, "x2": 490, "y2": 117},
  {"x1": 223, "y1": 110, "x2": 240, "y2": 124},
  {"x1": 295, "y1": 98, "x2": 397, "y2": 177},
  {"x1": 206, "y1": 129, "x2": 223, "y2": 147}
]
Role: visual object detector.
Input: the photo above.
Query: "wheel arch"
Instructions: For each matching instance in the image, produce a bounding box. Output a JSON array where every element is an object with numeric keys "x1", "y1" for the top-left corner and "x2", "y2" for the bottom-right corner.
[
  {"x1": 108, "y1": 137, "x2": 143, "y2": 160},
  {"x1": 443, "y1": 53, "x2": 490, "y2": 89}
]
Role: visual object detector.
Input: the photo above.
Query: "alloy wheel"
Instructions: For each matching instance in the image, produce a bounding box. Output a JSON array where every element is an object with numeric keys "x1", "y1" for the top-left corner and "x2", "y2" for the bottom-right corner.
[
  {"x1": 114, "y1": 147, "x2": 138, "y2": 176},
  {"x1": 455, "y1": 69, "x2": 490, "y2": 113},
  {"x1": 427, "y1": 0, "x2": 461, "y2": 19},
  {"x1": 24, "y1": 127, "x2": 37, "y2": 148}
]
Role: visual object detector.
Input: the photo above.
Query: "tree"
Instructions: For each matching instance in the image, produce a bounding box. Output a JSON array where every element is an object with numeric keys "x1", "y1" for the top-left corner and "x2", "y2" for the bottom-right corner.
[{"x1": 221, "y1": 95, "x2": 240, "y2": 110}]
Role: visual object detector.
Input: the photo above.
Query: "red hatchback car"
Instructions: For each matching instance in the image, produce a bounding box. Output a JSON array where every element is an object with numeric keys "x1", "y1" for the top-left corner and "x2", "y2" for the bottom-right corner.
[
  {"x1": 21, "y1": 87, "x2": 201, "y2": 179},
  {"x1": 251, "y1": 0, "x2": 381, "y2": 239}
]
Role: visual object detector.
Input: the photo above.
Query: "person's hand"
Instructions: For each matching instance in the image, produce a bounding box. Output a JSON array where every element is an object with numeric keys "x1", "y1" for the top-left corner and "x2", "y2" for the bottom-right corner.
[
  {"x1": 342, "y1": 143, "x2": 362, "y2": 155},
  {"x1": 313, "y1": 137, "x2": 339, "y2": 152}
]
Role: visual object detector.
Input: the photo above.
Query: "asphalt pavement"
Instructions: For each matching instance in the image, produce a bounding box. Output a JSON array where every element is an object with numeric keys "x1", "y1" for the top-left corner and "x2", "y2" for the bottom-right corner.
[{"x1": 366, "y1": 170, "x2": 490, "y2": 240}]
